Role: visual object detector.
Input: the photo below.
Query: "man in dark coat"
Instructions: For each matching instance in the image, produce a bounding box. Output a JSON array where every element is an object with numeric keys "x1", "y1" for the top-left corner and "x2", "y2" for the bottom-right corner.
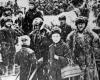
[
  {"x1": 29, "y1": 17, "x2": 44, "y2": 59},
  {"x1": 29, "y1": 18, "x2": 51, "y2": 80},
  {"x1": 0, "y1": 18, "x2": 17, "y2": 75},
  {"x1": 59, "y1": 15, "x2": 72, "y2": 42},
  {"x1": 15, "y1": 35, "x2": 37, "y2": 80},
  {"x1": 23, "y1": 1, "x2": 43, "y2": 34}
]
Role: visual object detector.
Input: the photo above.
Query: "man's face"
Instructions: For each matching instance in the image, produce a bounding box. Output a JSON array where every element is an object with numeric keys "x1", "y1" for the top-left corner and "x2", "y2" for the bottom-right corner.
[
  {"x1": 52, "y1": 33, "x2": 61, "y2": 43},
  {"x1": 77, "y1": 23, "x2": 86, "y2": 32},
  {"x1": 33, "y1": 23, "x2": 41, "y2": 32},
  {"x1": 5, "y1": 21, "x2": 13, "y2": 28},
  {"x1": 29, "y1": 4, "x2": 35, "y2": 9},
  {"x1": 60, "y1": 20, "x2": 66, "y2": 26}
]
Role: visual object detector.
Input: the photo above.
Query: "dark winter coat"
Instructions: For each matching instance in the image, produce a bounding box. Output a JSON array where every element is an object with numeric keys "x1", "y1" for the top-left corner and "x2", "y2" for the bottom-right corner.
[
  {"x1": 48, "y1": 40, "x2": 69, "y2": 80},
  {"x1": 15, "y1": 47, "x2": 37, "y2": 80},
  {"x1": 0, "y1": 27, "x2": 17, "y2": 66}
]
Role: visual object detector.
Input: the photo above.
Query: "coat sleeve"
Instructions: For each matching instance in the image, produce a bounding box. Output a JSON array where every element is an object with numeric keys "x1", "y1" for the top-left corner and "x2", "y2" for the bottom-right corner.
[
  {"x1": 48, "y1": 44, "x2": 55, "y2": 61},
  {"x1": 66, "y1": 31, "x2": 75, "y2": 60},
  {"x1": 66, "y1": 31, "x2": 75, "y2": 50},
  {"x1": 63, "y1": 43, "x2": 71, "y2": 59},
  {"x1": 28, "y1": 50, "x2": 37, "y2": 64},
  {"x1": 15, "y1": 51, "x2": 21, "y2": 65},
  {"x1": 88, "y1": 30, "x2": 100, "y2": 48},
  {"x1": 0, "y1": 30, "x2": 3, "y2": 43},
  {"x1": 22, "y1": 12, "x2": 29, "y2": 33}
]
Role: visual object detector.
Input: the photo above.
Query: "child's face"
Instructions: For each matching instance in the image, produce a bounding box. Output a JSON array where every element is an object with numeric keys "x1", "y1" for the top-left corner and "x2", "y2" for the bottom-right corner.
[
  {"x1": 21, "y1": 39, "x2": 30, "y2": 46},
  {"x1": 52, "y1": 33, "x2": 61, "y2": 43}
]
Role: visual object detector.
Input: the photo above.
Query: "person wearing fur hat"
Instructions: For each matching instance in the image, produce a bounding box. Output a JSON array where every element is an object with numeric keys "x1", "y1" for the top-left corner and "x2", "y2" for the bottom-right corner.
[
  {"x1": 48, "y1": 26, "x2": 70, "y2": 80},
  {"x1": 0, "y1": 8, "x2": 13, "y2": 28},
  {"x1": 0, "y1": 18, "x2": 18, "y2": 75},
  {"x1": 66, "y1": 16, "x2": 99, "y2": 80},
  {"x1": 29, "y1": 17, "x2": 44, "y2": 59},
  {"x1": 15, "y1": 35, "x2": 37, "y2": 80}
]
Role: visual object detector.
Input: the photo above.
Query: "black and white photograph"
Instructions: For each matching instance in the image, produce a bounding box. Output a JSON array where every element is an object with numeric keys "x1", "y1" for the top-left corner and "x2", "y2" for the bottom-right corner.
[{"x1": 0, "y1": 0, "x2": 100, "y2": 80}]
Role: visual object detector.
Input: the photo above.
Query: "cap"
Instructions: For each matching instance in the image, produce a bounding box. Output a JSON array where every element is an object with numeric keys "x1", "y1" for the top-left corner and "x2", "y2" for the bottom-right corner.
[
  {"x1": 59, "y1": 15, "x2": 66, "y2": 20},
  {"x1": 4, "y1": 18, "x2": 13, "y2": 23},
  {"x1": 51, "y1": 26, "x2": 61, "y2": 35},
  {"x1": 40, "y1": 28, "x2": 47, "y2": 34},
  {"x1": 4, "y1": 7, "x2": 12, "y2": 12},
  {"x1": 17, "y1": 11, "x2": 23, "y2": 14}
]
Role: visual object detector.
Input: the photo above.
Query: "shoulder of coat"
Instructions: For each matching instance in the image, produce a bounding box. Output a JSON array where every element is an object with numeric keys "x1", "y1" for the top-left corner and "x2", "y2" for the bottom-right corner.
[
  {"x1": 26, "y1": 48, "x2": 34, "y2": 54},
  {"x1": 67, "y1": 30, "x2": 75, "y2": 40}
]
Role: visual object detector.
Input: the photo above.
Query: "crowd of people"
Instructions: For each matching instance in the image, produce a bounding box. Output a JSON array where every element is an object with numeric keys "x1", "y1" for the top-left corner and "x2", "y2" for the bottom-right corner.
[{"x1": 0, "y1": 0, "x2": 100, "y2": 80}]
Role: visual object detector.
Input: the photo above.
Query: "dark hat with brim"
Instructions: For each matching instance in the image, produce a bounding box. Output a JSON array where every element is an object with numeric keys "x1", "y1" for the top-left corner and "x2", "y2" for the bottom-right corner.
[
  {"x1": 5, "y1": 18, "x2": 13, "y2": 23},
  {"x1": 40, "y1": 28, "x2": 47, "y2": 34},
  {"x1": 75, "y1": 16, "x2": 88, "y2": 26},
  {"x1": 51, "y1": 26, "x2": 61, "y2": 35},
  {"x1": 4, "y1": 7, "x2": 12, "y2": 12},
  {"x1": 59, "y1": 15, "x2": 66, "y2": 20},
  {"x1": 17, "y1": 11, "x2": 23, "y2": 14}
]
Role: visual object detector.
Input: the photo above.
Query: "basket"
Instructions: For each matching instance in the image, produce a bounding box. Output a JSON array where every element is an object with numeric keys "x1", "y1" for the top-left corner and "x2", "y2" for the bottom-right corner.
[{"x1": 61, "y1": 65, "x2": 82, "y2": 79}]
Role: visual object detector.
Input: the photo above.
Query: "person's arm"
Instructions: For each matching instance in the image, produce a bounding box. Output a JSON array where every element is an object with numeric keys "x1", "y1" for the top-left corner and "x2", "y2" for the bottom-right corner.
[
  {"x1": 29, "y1": 51, "x2": 37, "y2": 64},
  {"x1": 66, "y1": 31, "x2": 75, "y2": 64},
  {"x1": 66, "y1": 31, "x2": 75, "y2": 49},
  {"x1": 89, "y1": 30, "x2": 100, "y2": 48},
  {"x1": 0, "y1": 30, "x2": 4, "y2": 43},
  {"x1": 15, "y1": 51, "x2": 21, "y2": 65},
  {"x1": 0, "y1": 18, "x2": 5, "y2": 27}
]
